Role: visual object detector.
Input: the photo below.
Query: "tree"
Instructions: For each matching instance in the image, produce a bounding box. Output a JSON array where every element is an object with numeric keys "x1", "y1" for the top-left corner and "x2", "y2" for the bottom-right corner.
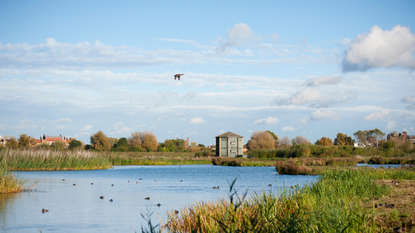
[
  {"x1": 266, "y1": 130, "x2": 279, "y2": 147},
  {"x1": 141, "y1": 131, "x2": 158, "y2": 151},
  {"x1": 69, "y1": 140, "x2": 83, "y2": 150},
  {"x1": 247, "y1": 131, "x2": 275, "y2": 150},
  {"x1": 128, "y1": 132, "x2": 142, "y2": 147},
  {"x1": 6, "y1": 138, "x2": 19, "y2": 149},
  {"x1": 316, "y1": 137, "x2": 333, "y2": 146},
  {"x1": 18, "y1": 134, "x2": 31, "y2": 149},
  {"x1": 108, "y1": 137, "x2": 119, "y2": 148},
  {"x1": 368, "y1": 128, "x2": 385, "y2": 147},
  {"x1": 334, "y1": 133, "x2": 353, "y2": 146},
  {"x1": 291, "y1": 135, "x2": 311, "y2": 145},
  {"x1": 51, "y1": 140, "x2": 66, "y2": 150},
  {"x1": 353, "y1": 130, "x2": 368, "y2": 147},
  {"x1": 90, "y1": 131, "x2": 111, "y2": 151},
  {"x1": 117, "y1": 137, "x2": 128, "y2": 147},
  {"x1": 278, "y1": 136, "x2": 292, "y2": 147}
]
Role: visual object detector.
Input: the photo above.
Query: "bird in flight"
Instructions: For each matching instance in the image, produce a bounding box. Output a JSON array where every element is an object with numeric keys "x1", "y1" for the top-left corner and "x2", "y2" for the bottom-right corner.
[{"x1": 174, "y1": 74, "x2": 184, "y2": 80}]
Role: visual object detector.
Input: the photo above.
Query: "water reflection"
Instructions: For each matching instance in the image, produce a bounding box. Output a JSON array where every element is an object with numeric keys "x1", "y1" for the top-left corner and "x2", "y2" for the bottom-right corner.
[{"x1": 1, "y1": 165, "x2": 318, "y2": 232}]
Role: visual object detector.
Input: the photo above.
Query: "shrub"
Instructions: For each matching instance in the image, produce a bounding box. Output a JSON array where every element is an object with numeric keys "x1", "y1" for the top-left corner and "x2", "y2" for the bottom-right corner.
[
  {"x1": 382, "y1": 141, "x2": 395, "y2": 151},
  {"x1": 368, "y1": 156, "x2": 385, "y2": 164}
]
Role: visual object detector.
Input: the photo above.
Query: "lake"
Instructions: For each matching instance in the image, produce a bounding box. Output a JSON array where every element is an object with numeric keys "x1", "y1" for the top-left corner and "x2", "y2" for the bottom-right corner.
[{"x1": 1, "y1": 165, "x2": 318, "y2": 232}]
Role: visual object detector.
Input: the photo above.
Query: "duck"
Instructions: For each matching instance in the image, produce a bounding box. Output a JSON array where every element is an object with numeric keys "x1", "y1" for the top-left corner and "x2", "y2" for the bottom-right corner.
[
  {"x1": 62, "y1": 179, "x2": 65, "y2": 181},
  {"x1": 111, "y1": 184, "x2": 114, "y2": 186},
  {"x1": 73, "y1": 184, "x2": 76, "y2": 186},
  {"x1": 290, "y1": 186, "x2": 295, "y2": 189},
  {"x1": 139, "y1": 178, "x2": 143, "y2": 180},
  {"x1": 91, "y1": 183, "x2": 93, "y2": 185},
  {"x1": 145, "y1": 197, "x2": 150, "y2": 200},
  {"x1": 268, "y1": 184, "x2": 272, "y2": 187},
  {"x1": 42, "y1": 208, "x2": 49, "y2": 213},
  {"x1": 213, "y1": 186, "x2": 219, "y2": 189},
  {"x1": 154, "y1": 180, "x2": 157, "y2": 182},
  {"x1": 180, "y1": 180, "x2": 183, "y2": 182},
  {"x1": 157, "y1": 203, "x2": 161, "y2": 207},
  {"x1": 100, "y1": 196, "x2": 104, "y2": 199},
  {"x1": 136, "y1": 182, "x2": 139, "y2": 184},
  {"x1": 109, "y1": 199, "x2": 113, "y2": 202},
  {"x1": 174, "y1": 210, "x2": 179, "y2": 215},
  {"x1": 128, "y1": 180, "x2": 130, "y2": 183}
]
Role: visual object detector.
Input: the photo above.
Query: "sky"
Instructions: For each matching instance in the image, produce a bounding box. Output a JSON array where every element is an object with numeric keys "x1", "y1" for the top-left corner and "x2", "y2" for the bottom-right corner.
[{"x1": 0, "y1": 0, "x2": 414, "y2": 146}]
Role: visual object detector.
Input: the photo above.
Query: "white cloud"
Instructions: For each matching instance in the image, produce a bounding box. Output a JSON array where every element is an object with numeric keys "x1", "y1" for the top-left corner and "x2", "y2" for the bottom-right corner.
[
  {"x1": 0, "y1": 123, "x2": 7, "y2": 130},
  {"x1": 55, "y1": 118, "x2": 72, "y2": 124},
  {"x1": 279, "y1": 88, "x2": 322, "y2": 105},
  {"x1": 189, "y1": 117, "x2": 206, "y2": 124},
  {"x1": 277, "y1": 88, "x2": 356, "y2": 108},
  {"x1": 80, "y1": 125, "x2": 93, "y2": 131},
  {"x1": 217, "y1": 23, "x2": 257, "y2": 53},
  {"x1": 364, "y1": 109, "x2": 393, "y2": 122},
  {"x1": 385, "y1": 121, "x2": 397, "y2": 130},
  {"x1": 305, "y1": 75, "x2": 342, "y2": 87},
  {"x1": 282, "y1": 126, "x2": 295, "y2": 132},
  {"x1": 112, "y1": 122, "x2": 133, "y2": 134},
  {"x1": 342, "y1": 25, "x2": 415, "y2": 72},
  {"x1": 310, "y1": 110, "x2": 341, "y2": 121},
  {"x1": 252, "y1": 117, "x2": 279, "y2": 125}
]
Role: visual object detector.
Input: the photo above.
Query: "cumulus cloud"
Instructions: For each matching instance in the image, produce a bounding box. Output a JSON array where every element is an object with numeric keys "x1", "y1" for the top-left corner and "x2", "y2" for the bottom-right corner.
[
  {"x1": 189, "y1": 117, "x2": 206, "y2": 124},
  {"x1": 282, "y1": 126, "x2": 295, "y2": 132},
  {"x1": 278, "y1": 88, "x2": 322, "y2": 105},
  {"x1": 217, "y1": 23, "x2": 258, "y2": 54},
  {"x1": 305, "y1": 75, "x2": 342, "y2": 87},
  {"x1": 252, "y1": 117, "x2": 279, "y2": 125},
  {"x1": 342, "y1": 25, "x2": 415, "y2": 72},
  {"x1": 310, "y1": 110, "x2": 341, "y2": 121},
  {"x1": 80, "y1": 125, "x2": 93, "y2": 131},
  {"x1": 112, "y1": 122, "x2": 133, "y2": 134},
  {"x1": 401, "y1": 96, "x2": 415, "y2": 110}
]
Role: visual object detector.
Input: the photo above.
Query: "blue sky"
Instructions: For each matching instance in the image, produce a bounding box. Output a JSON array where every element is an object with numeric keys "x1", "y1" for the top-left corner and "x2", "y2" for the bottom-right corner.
[{"x1": 1, "y1": 0, "x2": 414, "y2": 145}]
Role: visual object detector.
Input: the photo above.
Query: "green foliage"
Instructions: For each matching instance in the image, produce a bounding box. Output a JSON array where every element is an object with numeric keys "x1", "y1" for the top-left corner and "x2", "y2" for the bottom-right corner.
[
  {"x1": 383, "y1": 140, "x2": 395, "y2": 151},
  {"x1": 18, "y1": 134, "x2": 31, "y2": 149},
  {"x1": 37, "y1": 143, "x2": 50, "y2": 150},
  {"x1": 6, "y1": 138, "x2": 19, "y2": 149},
  {"x1": 334, "y1": 133, "x2": 354, "y2": 146},
  {"x1": 117, "y1": 137, "x2": 128, "y2": 147},
  {"x1": 50, "y1": 140, "x2": 66, "y2": 150},
  {"x1": 90, "y1": 131, "x2": 112, "y2": 151},
  {"x1": 68, "y1": 140, "x2": 82, "y2": 150}
]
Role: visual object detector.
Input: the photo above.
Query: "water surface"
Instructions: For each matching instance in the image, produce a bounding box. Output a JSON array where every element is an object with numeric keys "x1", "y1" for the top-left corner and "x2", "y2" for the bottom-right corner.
[{"x1": 1, "y1": 165, "x2": 317, "y2": 232}]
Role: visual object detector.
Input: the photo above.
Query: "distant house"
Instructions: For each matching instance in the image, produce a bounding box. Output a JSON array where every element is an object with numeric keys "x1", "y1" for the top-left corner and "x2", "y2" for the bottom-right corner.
[
  {"x1": 0, "y1": 135, "x2": 11, "y2": 147},
  {"x1": 387, "y1": 131, "x2": 415, "y2": 144},
  {"x1": 208, "y1": 144, "x2": 216, "y2": 150},
  {"x1": 36, "y1": 134, "x2": 75, "y2": 147},
  {"x1": 215, "y1": 131, "x2": 244, "y2": 157}
]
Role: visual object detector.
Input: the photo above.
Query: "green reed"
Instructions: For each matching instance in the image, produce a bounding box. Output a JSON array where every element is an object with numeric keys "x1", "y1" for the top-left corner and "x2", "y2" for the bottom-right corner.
[
  {"x1": 166, "y1": 167, "x2": 415, "y2": 232},
  {"x1": 0, "y1": 158, "x2": 24, "y2": 193},
  {"x1": 1, "y1": 149, "x2": 112, "y2": 170}
]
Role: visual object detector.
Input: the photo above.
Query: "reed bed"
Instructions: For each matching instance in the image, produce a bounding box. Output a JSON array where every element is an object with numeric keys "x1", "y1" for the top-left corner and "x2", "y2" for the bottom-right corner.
[
  {"x1": 166, "y1": 167, "x2": 415, "y2": 232},
  {"x1": 0, "y1": 160, "x2": 24, "y2": 193},
  {"x1": 1, "y1": 149, "x2": 112, "y2": 170}
]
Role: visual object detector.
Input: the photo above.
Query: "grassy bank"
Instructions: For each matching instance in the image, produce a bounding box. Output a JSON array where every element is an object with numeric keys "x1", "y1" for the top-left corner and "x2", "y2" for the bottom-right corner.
[
  {"x1": 108, "y1": 151, "x2": 211, "y2": 165},
  {"x1": 166, "y1": 167, "x2": 415, "y2": 232},
  {"x1": 1, "y1": 149, "x2": 112, "y2": 171}
]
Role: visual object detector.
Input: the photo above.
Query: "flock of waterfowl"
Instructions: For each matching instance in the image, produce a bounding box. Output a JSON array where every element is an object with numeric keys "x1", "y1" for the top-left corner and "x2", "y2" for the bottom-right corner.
[{"x1": 41, "y1": 177, "x2": 218, "y2": 214}]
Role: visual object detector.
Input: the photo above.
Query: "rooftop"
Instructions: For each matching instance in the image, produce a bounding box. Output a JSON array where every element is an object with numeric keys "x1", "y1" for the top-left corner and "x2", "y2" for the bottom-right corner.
[{"x1": 215, "y1": 131, "x2": 243, "y2": 138}]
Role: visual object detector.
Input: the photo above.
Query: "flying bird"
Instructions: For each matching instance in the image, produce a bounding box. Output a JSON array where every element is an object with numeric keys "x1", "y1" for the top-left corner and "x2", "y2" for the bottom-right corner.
[{"x1": 174, "y1": 74, "x2": 184, "y2": 80}]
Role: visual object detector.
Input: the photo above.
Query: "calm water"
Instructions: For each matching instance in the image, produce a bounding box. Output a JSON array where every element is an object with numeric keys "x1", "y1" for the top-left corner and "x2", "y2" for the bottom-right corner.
[{"x1": 1, "y1": 165, "x2": 317, "y2": 233}]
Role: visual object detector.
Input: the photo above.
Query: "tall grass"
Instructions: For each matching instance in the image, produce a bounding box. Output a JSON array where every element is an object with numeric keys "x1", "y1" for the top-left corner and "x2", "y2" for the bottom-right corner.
[
  {"x1": 0, "y1": 158, "x2": 24, "y2": 193},
  {"x1": 1, "y1": 149, "x2": 112, "y2": 170},
  {"x1": 166, "y1": 167, "x2": 415, "y2": 232}
]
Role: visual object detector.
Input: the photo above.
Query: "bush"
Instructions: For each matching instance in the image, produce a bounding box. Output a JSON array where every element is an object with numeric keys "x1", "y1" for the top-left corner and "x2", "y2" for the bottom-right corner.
[
  {"x1": 275, "y1": 161, "x2": 311, "y2": 175},
  {"x1": 368, "y1": 156, "x2": 385, "y2": 164},
  {"x1": 383, "y1": 141, "x2": 395, "y2": 151},
  {"x1": 195, "y1": 151, "x2": 211, "y2": 157}
]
